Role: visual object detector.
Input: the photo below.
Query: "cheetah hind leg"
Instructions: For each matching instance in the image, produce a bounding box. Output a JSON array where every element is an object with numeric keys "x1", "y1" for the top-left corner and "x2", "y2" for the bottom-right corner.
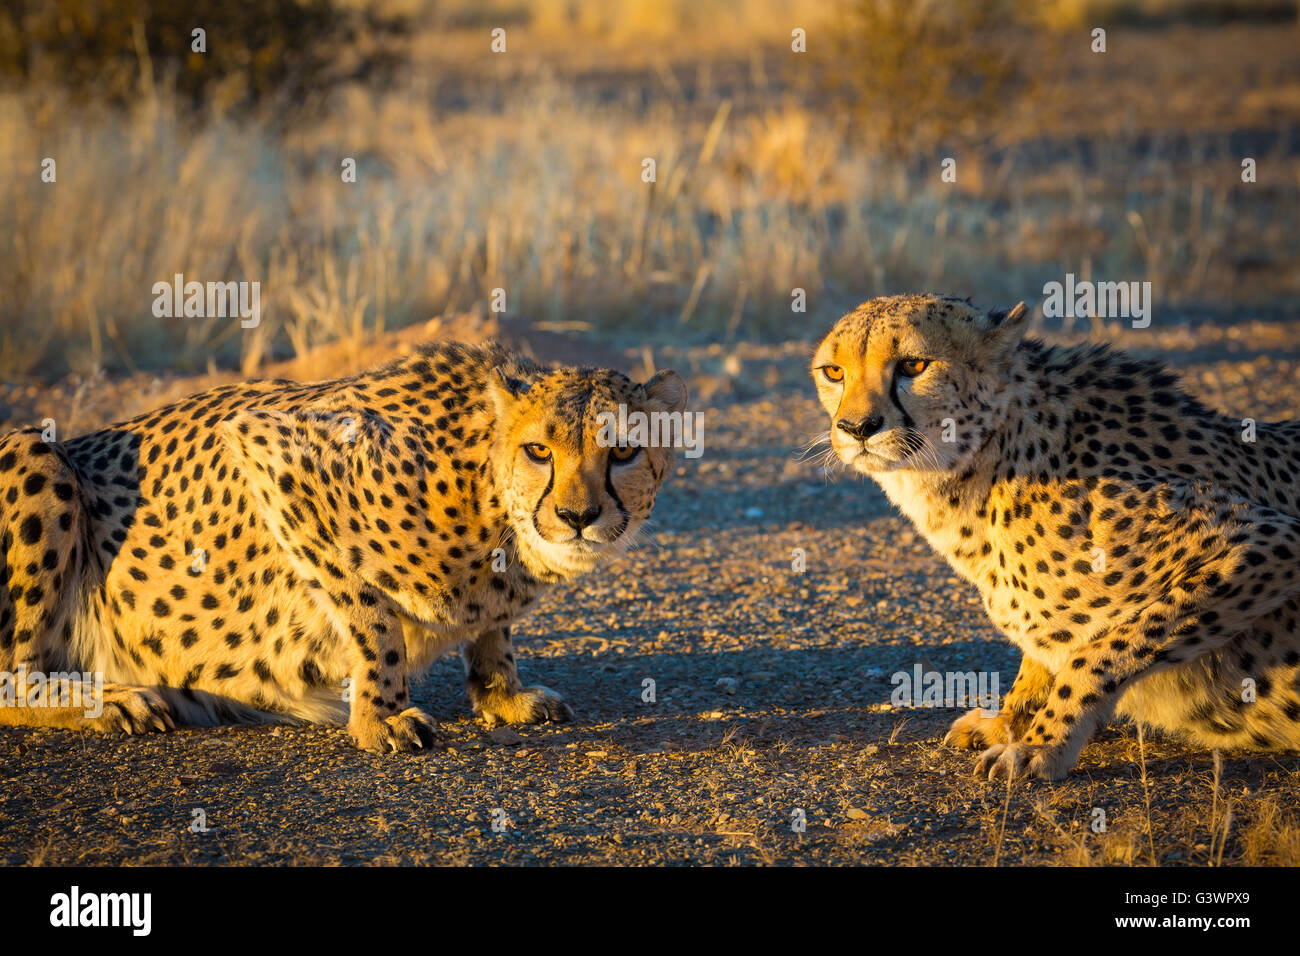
[
  {"x1": 0, "y1": 430, "x2": 175, "y2": 736},
  {"x1": 944, "y1": 654, "x2": 1053, "y2": 749},
  {"x1": 0, "y1": 682, "x2": 174, "y2": 734}
]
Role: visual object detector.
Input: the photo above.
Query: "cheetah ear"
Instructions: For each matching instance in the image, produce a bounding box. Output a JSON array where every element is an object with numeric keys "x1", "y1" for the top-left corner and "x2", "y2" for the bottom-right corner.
[
  {"x1": 982, "y1": 301, "x2": 1029, "y2": 347},
  {"x1": 642, "y1": 369, "x2": 688, "y2": 414},
  {"x1": 487, "y1": 366, "x2": 531, "y2": 416},
  {"x1": 985, "y1": 301, "x2": 1028, "y2": 331}
]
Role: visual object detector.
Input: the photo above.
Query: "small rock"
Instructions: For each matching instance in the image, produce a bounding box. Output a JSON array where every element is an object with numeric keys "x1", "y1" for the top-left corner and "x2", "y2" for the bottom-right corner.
[
  {"x1": 846, "y1": 807, "x2": 868, "y2": 820},
  {"x1": 486, "y1": 727, "x2": 524, "y2": 746}
]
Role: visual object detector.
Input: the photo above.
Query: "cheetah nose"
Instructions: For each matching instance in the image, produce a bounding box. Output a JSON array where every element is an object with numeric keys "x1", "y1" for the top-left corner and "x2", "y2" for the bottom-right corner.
[
  {"x1": 555, "y1": 505, "x2": 602, "y2": 531},
  {"x1": 836, "y1": 416, "x2": 883, "y2": 441}
]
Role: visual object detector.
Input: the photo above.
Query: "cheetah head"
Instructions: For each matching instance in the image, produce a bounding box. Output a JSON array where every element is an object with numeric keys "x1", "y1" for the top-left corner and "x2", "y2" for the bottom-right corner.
[
  {"x1": 488, "y1": 364, "x2": 688, "y2": 578},
  {"x1": 812, "y1": 293, "x2": 1028, "y2": 476}
]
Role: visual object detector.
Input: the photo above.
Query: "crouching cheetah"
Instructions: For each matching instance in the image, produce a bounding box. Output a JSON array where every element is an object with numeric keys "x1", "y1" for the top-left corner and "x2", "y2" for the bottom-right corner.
[
  {"x1": 0, "y1": 342, "x2": 687, "y2": 752},
  {"x1": 813, "y1": 293, "x2": 1300, "y2": 780}
]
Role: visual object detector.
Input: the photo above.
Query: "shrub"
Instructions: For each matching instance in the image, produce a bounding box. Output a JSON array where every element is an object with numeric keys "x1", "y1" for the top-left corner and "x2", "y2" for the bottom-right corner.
[
  {"x1": 824, "y1": 0, "x2": 1026, "y2": 157},
  {"x1": 0, "y1": 0, "x2": 404, "y2": 109}
]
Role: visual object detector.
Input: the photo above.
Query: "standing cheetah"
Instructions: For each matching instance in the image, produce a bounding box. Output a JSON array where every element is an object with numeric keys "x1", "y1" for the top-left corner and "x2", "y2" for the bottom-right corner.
[
  {"x1": 0, "y1": 342, "x2": 687, "y2": 752},
  {"x1": 812, "y1": 293, "x2": 1300, "y2": 780}
]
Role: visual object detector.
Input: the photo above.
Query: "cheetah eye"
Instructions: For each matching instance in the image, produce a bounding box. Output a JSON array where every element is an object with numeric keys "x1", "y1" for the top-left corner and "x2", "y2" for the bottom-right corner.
[
  {"x1": 898, "y1": 358, "x2": 930, "y2": 378},
  {"x1": 610, "y1": 444, "x2": 641, "y2": 464},
  {"x1": 821, "y1": 365, "x2": 844, "y2": 383},
  {"x1": 523, "y1": 443, "x2": 552, "y2": 463}
]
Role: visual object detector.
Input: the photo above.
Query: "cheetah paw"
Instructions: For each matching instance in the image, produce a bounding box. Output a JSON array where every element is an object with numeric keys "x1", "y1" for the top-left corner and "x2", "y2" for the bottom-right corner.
[
  {"x1": 475, "y1": 686, "x2": 573, "y2": 728},
  {"x1": 974, "y1": 742, "x2": 1069, "y2": 782},
  {"x1": 351, "y1": 707, "x2": 441, "y2": 754},
  {"x1": 93, "y1": 687, "x2": 175, "y2": 735},
  {"x1": 943, "y1": 708, "x2": 1013, "y2": 749}
]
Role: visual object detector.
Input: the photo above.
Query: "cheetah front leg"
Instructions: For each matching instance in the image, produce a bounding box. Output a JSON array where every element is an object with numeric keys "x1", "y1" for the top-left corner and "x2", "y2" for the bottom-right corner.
[
  {"x1": 221, "y1": 409, "x2": 438, "y2": 754},
  {"x1": 463, "y1": 626, "x2": 573, "y2": 727},
  {"x1": 979, "y1": 603, "x2": 1247, "y2": 780},
  {"x1": 944, "y1": 654, "x2": 1053, "y2": 749},
  {"x1": 974, "y1": 615, "x2": 1153, "y2": 782},
  {"x1": 976, "y1": 505, "x2": 1300, "y2": 781},
  {"x1": 331, "y1": 583, "x2": 441, "y2": 753}
]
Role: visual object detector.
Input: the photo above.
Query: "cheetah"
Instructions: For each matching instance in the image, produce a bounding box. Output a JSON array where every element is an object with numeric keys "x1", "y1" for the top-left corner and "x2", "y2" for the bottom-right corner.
[
  {"x1": 812, "y1": 293, "x2": 1300, "y2": 780},
  {"x1": 0, "y1": 341, "x2": 687, "y2": 752}
]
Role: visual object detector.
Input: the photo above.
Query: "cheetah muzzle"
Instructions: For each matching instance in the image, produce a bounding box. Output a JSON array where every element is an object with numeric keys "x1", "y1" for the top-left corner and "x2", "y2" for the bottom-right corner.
[
  {"x1": 0, "y1": 341, "x2": 687, "y2": 753},
  {"x1": 813, "y1": 293, "x2": 1300, "y2": 781}
]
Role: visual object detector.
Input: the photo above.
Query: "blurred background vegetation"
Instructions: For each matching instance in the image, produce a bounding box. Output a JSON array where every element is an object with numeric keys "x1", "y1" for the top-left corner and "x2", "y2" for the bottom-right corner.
[{"x1": 1, "y1": 0, "x2": 1297, "y2": 379}]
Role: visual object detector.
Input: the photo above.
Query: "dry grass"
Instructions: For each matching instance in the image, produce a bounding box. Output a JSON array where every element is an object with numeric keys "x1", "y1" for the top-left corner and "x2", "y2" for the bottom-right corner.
[
  {"x1": 1238, "y1": 795, "x2": 1300, "y2": 864},
  {"x1": 1137, "y1": 723, "x2": 1158, "y2": 864},
  {"x1": 3, "y1": 3, "x2": 1297, "y2": 380},
  {"x1": 994, "y1": 730, "x2": 1300, "y2": 866}
]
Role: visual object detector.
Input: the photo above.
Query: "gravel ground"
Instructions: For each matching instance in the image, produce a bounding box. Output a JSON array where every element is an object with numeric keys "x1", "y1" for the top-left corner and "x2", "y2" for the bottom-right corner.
[{"x1": 3, "y1": 314, "x2": 1300, "y2": 866}]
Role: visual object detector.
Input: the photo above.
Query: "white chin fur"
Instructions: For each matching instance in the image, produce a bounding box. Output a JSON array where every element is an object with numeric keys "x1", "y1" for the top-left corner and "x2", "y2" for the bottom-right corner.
[
  {"x1": 835, "y1": 443, "x2": 898, "y2": 473},
  {"x1": 526, "y1": 525, "x2": 633, "y2": 577}
]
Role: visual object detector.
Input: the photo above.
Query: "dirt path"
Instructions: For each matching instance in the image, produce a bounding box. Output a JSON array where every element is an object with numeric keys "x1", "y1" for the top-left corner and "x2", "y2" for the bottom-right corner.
[{"x1": 3, "y1": 318, "x2": 1300, "y2": 865}]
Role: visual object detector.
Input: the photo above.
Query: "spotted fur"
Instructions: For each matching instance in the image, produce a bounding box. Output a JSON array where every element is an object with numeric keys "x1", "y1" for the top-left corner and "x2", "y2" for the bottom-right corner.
[
  {"x1": 813, "y1": 293, "x2": 1300, "y2": 780},
  {"x1": 0, "y1": 342, "x2": 686, "y2": 752}
]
